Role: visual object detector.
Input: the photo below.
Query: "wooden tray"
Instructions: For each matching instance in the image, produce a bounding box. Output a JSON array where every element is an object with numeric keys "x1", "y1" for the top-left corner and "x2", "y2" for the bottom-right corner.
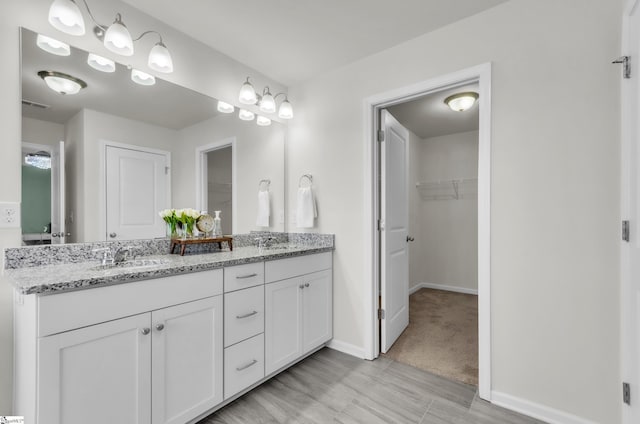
[{"x1": 170, "y1": 236, "x2": 234, "y2": 256}]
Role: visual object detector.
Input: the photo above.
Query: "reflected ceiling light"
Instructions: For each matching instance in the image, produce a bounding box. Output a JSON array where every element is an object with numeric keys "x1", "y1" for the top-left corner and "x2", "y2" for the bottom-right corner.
[
  {"x1": 36, "y1": 34, "x2": 70, "y2": 56},
  {"x1": 239, "y1": 77, "x2": 257, "y2": 105},
  {"x1": 238, "y1": 109, "x2": 255, "y2": 121},
  {"x1": 38, "y1": 70, "x2": 87, "y2": 95},
  {"x1": 444, "y1": 91, "x2": 479, "y2": 112},
  {"x1": 256, "y1": 116, "x2": 272, "y2": 126},
  {"x1": 48, "y1": 0, "x2": 85, "y2": 36},
  {"x1": 87, "y1": 53, "x2": 115, "y2": 73},
  {"x1": 131, "y1": 69, "x2": 155, "y2": 86},
  {"x1": 217, "y1": 101, "x2": 235, "y2": 114},
  {"x1": 47, "y1": 0, "x2": 174, "y2": 73},
  {"x1": 25, "y1": 151, "x2": 52, "y2": 170},
  {"x1": 278, "y1": 98, "x2": 293, "y2": 120}
]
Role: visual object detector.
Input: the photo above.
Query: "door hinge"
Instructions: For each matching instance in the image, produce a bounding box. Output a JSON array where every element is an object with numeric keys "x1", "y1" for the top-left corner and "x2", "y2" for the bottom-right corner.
[
  {"x1": 378, "y1": 308, "x2": 385, "y2": 320},
  {"x1": 613, "y1": 56, "x2": 631, "y2": 79},
  {"x1": 377, "y1": 129, "x2": 385, "y2": 142},
  {"x1": 622, "y1": 220, "x2": 630, "y2": 242},
  {"x1": 623, "y1": 382, "x2": 631, "y2": 405}
]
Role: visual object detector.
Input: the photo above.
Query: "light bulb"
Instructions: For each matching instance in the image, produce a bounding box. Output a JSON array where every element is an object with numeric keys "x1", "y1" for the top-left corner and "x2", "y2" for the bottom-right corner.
[
  {"x1": 104, "y1": 14, "x2": 133, "y2": 56},
  {"x1": 131, "y1": 69, "x2": 156, "y2": 86},
  {"x1": 87, "y1": 53, "x2": 116, "y2": 73},
  {"x1": 259, "y1": 91, "x2": 276, "y2": 113},
  {"x1": 238, "y1": 109, "x2": 255, "y2": 121},
  {"x1": 36, "y1": 34, "x2": 70, "y2": 56},
  {"x1": 239, "y1": 78, "x2": 257, "y2": 104},
  {"x1": 148, "y1": 42, "x2": 173, "y2": 73},
  {"x1": 48, "y1": 0, "x2": 85, "y2": 36},
  {"x1": 256, "y1": 116, "x2": 272, "y2": 126},
  {"x1": 278, "y1": 99, "x2": 294, "y2": 119},
  {"x1": 217, "y1": 101, "x2": 235, "y2": 114}
]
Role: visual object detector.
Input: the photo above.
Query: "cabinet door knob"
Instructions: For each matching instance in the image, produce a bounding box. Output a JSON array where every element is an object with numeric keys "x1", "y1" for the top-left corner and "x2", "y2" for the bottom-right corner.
[
  {"x1": 155, "y1": 323, "x2": 165, "y2": 331},
  {"x1": 305, "y1": 283, "x2": 310, "y2": 287},
  {"x1": 299, "y1": 284, "x2": 305, "y2": 289},
  {"x1": 141, "y1": 328, "x2": 151, "y2": 335}
]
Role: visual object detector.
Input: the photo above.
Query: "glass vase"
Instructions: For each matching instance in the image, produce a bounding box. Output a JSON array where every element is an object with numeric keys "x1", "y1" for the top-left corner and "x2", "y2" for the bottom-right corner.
[{"x1": 166, "y1": 221, "x2": 177, "y2": 238}]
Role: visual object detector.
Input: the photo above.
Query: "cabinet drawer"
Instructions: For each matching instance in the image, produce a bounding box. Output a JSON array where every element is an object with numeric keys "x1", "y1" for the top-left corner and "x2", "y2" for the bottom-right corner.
[
  {"x1": 224, "y1": 333, "x2": 264, "y2": 400},
  {"x1": 224, "y1": 285, "x2": 264, "y2": 347},
  {"x1": 224, "y1": 262, "x2": 264, "y2": 292},
  {"x1": 265, "y1": 252, "x2": 332, "y2": 283},
  {"x1": 38, "y1": 269, "x2": 223, "y2": 337}
]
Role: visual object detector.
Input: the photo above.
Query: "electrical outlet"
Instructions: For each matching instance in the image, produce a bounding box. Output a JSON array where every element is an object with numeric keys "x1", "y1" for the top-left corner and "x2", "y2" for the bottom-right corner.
[{"x1": 0, "y1": 202, "x2": 20, "y2": 228}]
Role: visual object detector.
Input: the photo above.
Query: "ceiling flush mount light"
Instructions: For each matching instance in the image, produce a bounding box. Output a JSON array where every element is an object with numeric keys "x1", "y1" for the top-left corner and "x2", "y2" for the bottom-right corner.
[
  {"x1": 444, "y1": 91, "x2": 479, "y2": 112},
  {"x1": 131, "y1": 69, "x2": 156, "y2": 86},
  {"x1": 217, "y1": 101, "x2": 235, "y2": 114},
  {"x1": 238, "y1": 109, "x2": 255, "y2": 121},
  {"x1": 238, "y1": 76, "x2": 294, "y2": 120},
  {"x1": 36, "y1": 34, "x2": 70, "y2": 56},
  {"x1": 47, "y1": 0, "x2": 174, "y2": 73},
  {"x1": 38, "y1": 70, "x2": 87, "y2": 95},
  {"x1": 256, "y1": 115, "x2": 272, "y2": 126},
  {"x1": 87, "y1": 53, "x2": 115, "y2": 72}
]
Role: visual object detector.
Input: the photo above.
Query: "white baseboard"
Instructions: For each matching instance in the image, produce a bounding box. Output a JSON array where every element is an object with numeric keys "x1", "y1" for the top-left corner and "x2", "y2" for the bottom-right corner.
[
  {"x1": 409, "y1": 282, "x2": 478, "y2": 295},
  {"x1": 327, "y1": 339, "x2": 367, "y2": 359},
  {"x1": 491, "y1": 391, "x2": 599, "y2": 424}
]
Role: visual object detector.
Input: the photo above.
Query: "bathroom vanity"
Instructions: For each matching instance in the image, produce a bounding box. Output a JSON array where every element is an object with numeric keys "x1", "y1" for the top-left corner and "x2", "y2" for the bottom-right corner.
[{"x1": 6, "y1": 234, "x2": 333, "y2": 424}]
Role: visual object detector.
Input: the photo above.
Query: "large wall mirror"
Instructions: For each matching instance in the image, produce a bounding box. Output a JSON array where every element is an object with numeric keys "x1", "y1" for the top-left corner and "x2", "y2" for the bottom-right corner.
[{"x1": 21, "y1": 27, "x2": 285, "y2": 245}]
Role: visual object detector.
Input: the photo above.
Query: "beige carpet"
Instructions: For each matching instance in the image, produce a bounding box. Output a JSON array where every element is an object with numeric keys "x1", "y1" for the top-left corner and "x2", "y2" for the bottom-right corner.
[{"x1": 382, "y1": 288, "x2": 478, "y2": 386}]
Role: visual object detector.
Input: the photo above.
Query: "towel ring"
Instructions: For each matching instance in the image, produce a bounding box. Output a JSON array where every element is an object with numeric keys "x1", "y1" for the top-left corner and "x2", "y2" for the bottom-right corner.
[
  {"x1": 299, "y1": 174, "x2": 313, "y2": 187},
  {"x1": 258, "y1": 179, "x2": 271, "y2": 190}
]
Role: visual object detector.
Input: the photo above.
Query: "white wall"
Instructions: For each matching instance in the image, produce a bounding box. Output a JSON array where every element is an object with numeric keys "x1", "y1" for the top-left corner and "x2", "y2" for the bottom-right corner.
[
  {"x1": 22, "y1": 117, "x2": 64, "y2": 147},
  {"x1": 286, "y1": 0, "x2": 621, "y2": 422},
  {"x1": 410, "y1": 131, "x2": 478, "y2": 292}
]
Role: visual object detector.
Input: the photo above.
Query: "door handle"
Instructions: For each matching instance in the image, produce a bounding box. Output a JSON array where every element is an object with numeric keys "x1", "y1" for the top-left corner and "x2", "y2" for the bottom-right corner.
[
  {"x1": 406, "y1": 236, "x2": 415, "y2": 242},
  {"x1": 109, "y1": 232, "x2": 117, "y2": 238}
]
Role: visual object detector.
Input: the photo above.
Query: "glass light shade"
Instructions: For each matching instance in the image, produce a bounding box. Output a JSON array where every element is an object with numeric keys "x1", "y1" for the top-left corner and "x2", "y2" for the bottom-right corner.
[
  {"x1": 25, "y1": 152, "x2": 52, "y2": 170},
  {"x1": 444, "y1": 92, "x2": 479, "y2": 112},
  {"x1": 104, "y1": 18, "x2": 134, "y2": 56},
  {"x1": 48, "y1": 0, "x2": 85, "y2": 36},
  {"x1": 87, "y1": 53, "x2": 116, "y2": 73},
  {"x1": 239, "y1": 80, "x2": 257, "y2": 104},
  {"x1": 148, "y1": 42, "x2": 173, "y2": 73},
  {"x1": 278, "y1": 99, "x2": 294, "y2": 119},
  {"x1": 259, "y1": 92, "x2": 276, "y2": 113},
  {"x1": 131, "y1": 69, "x2": 156, "y2": 86},
  {"x1": 217, "y1": 101, "x2": 235, "y2": 114},
  {"x1": 256, "y1": 116, "x2": 272, "y2": 126},
  {"x1": 36, "y1": 34, "x2": 70, "y2": 56},
  {"x1": 39, "y1": 71, "x2": 86, "y2": 95},
  {"x1": 238, "y1": 109, "x2": 255, "y2": 121}
]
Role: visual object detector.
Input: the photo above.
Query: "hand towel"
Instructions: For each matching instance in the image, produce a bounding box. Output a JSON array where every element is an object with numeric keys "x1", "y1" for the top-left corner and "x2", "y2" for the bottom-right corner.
[
  {"x1": 256, "y1": 190, "x2": 270, "y2": 227},
  {"x1": 296, "y1": 186, "x2": 317, "y2": 228}
]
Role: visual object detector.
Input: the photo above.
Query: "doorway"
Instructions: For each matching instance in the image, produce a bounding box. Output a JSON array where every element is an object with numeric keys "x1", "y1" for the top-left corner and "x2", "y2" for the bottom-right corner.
[{"x1": 364, "y1": 64, "x2": 492, "y2": 400}]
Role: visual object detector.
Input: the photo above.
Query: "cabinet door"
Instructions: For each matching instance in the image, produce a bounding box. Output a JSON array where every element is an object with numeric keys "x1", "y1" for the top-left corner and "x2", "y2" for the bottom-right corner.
[
  {"x1": 302, "y1": 269, "x2": 333, "y2": 354},
  {"x1": 265, "y1": 277, "x2": 303, "y2": 375},
  {"x1": 38, "y1": 313, "x2": 151, "y2": 424},
  {"x1": 151, "y1": 296, "x2": 223, "y2": 424}
]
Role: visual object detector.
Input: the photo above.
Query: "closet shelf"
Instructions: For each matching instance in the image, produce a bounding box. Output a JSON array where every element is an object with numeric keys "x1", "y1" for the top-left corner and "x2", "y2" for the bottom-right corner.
[{"x1": 415, "y1": 178, "x2": 477, "y2": 201}]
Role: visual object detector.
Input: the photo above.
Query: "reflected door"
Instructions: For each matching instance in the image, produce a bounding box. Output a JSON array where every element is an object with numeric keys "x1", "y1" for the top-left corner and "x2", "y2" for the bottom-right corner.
[{"x1": 106, "y1": 145, "x2": 169, "y2": 240}]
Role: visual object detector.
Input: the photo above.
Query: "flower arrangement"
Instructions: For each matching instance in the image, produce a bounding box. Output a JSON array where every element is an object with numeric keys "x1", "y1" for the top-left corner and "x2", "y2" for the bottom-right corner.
[
  {"x1": 159, "y1": 209, "x2": 178, "y2": 237},
  {"x1": 159, "y1": 208, "x2": 201, "y2": 238}
]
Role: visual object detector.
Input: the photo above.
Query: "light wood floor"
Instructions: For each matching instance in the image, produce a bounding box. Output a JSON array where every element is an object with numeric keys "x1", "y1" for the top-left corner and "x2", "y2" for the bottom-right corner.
[{"x1": 199, "y1": 348, "x2": 546, "y2": 424}]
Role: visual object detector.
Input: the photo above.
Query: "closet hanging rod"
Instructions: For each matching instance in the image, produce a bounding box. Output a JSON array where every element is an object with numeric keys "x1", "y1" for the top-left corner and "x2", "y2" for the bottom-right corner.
[{"x1": 299, "y1": 174, "x2": 313, "y2": 187}]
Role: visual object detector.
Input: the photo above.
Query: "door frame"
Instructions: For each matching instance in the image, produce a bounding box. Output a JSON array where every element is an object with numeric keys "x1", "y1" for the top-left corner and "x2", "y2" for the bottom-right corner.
[
  {"x1": 99, "y1": 140, "x2": 172, "y2": 241},
  {"x1": 363, "y1": 63, "x2": 492, "y2": 400},
  {"x1": 195, "y1": 137, "x2": 237, "y2": 234}
]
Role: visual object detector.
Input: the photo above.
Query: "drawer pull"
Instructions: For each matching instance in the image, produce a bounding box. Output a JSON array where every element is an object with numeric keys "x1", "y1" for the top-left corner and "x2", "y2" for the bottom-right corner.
[
  {"x1": 236, "y1": 310, "x2": 258, "y2": 319},
  {"x1": 236, "y1": 273, "x2": 258, "y2": 279},
  {"x1": 236, "y1": 359, "x2": 258, "y2": 371}
]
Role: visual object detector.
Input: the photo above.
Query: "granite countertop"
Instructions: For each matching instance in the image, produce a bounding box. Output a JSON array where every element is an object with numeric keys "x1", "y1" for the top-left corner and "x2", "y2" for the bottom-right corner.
[{"x1": 6, "y1": 243, "x2": 333, "y2": 296}]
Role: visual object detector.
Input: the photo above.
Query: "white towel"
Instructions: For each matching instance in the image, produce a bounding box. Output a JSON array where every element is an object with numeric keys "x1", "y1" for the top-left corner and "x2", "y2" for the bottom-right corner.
[
  {"x1": 256, "y1": 190, "x2": 270, "y2": 227},
  {"x1": 296, "y1": 186, "x2": 317, "y2": 228}
]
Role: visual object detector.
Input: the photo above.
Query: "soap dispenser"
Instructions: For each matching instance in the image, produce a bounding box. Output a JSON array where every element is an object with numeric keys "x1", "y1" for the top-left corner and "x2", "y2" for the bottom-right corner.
[{"x1": 213, "y1": 210, "x2": 222, "y2": 237}]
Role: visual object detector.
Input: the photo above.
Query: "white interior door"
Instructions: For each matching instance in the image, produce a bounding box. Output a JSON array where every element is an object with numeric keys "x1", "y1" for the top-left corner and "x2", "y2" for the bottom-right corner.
[
  {"x1": 50, "y1": 141, "x2": 65, "y2": 244},
  {"x1": 622, "y1": 1, "x2": 640, "y2": 422},
  {"x1": 106, "y1": 145, "x2": 168, "y2": 241},
  {"x1": 380, "y1": 109, "x2": 410, "y2": 353}
]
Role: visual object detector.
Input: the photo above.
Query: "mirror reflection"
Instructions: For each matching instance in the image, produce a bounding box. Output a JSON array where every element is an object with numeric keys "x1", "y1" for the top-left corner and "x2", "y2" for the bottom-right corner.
[{"x1": 21, "y1": 27, "x2": 285, "y2": 245}]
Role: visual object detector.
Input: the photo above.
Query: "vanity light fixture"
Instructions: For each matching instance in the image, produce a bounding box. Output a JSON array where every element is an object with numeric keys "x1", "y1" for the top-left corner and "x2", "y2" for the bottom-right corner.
[
  {"x1": 256, "y1": 115, "x2": 272, "y2": 126},
  {"x1": 237, "y1": 76, "x2": 294, "y2": 120},
  {"x1": 131, "y1": 69, "x2": 156, "y2": 86},
  {"x1": 217, "y1": 101, "x2": 235, "y2": 114},
  {"x1": 278, "y1": 98, "x2": 293, "y2": 119},
  {"x1": 238, "y1": 108, "x2": 255, "y2": 121},
  {"x1": 47, "y1": 0, "x2": 174, "y2": 73},
  {"x1": 444, "y1": 91, "x2": 479, "y2": 112},
  {"x1": 239, "y1": 77, "x2": 258, "y2": 105},
  {"x1": 259, "y1": 88, "x2": 276, "y2": 113},
  {"x1": 36, "y1": 34, "x2": 70, "y2": 56},
  {"x1": 38, "y1": 70, "x2": 87, "y2": 95},
  {"x1": 87, "y1": 53, "x2": 115, "y2": 73}
]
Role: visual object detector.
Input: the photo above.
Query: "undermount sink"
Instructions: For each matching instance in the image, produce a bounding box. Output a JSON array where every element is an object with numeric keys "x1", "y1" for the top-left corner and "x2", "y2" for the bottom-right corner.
[{"x1": 92, "y1": 258, "x2": 170, "y2": 271}]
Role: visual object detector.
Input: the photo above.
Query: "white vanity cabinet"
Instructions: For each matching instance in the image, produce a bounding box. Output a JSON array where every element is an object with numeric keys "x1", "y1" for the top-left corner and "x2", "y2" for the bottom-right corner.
[{"x1": 264, "y1": 252, "x2": 333, "y2": 375}]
